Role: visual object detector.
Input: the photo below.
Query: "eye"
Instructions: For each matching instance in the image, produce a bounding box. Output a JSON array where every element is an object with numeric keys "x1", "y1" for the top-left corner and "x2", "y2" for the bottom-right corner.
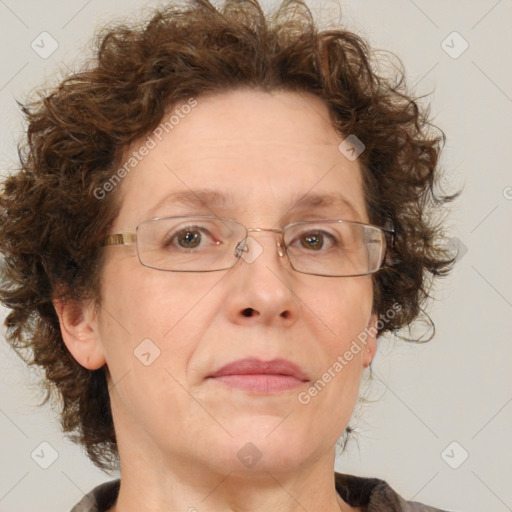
[
  {"x1": 163, "y1": 225, "x2": 218, "y2": 250},
  {"x1": 175, "y1": 229, "x2": 203, "y2": 249},
  {"x1": 295, "y1": 230, "x2": 337, "y2": 251}
]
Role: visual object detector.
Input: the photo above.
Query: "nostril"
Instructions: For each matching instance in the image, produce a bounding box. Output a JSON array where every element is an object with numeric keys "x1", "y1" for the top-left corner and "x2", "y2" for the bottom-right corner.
[{"x1": 242, "y1": 308, "x2": 255, "y2": 317}]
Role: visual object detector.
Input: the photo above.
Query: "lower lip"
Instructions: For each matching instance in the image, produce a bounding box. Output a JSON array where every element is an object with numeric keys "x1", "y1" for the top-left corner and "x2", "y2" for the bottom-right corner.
[{"x1": 208, "y1": 374, "x2": 307, "y2": 393}]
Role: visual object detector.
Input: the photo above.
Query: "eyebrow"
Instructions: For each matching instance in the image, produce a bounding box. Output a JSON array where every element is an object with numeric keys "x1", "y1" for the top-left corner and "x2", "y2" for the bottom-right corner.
[
  {"x1": 148, "y1": 189, "x2": 362, "y2": 220},
  {"x1": 293, "y1": 192, "x2": 360, "y2": 218},
  {"x1": 147, "y1": 189, "x2": 233, "y2": 217}
]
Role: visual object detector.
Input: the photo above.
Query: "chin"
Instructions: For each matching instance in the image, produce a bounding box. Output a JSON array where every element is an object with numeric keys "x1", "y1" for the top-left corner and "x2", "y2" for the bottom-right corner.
[{"x1": 212, "y1": 420, "x2": 315, "y2": 472}]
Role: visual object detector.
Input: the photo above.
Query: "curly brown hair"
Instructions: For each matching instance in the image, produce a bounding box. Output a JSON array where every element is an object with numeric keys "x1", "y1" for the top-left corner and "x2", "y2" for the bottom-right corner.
[{"x1": 0, "y1": 0, "x2": 457, "y2": 471}]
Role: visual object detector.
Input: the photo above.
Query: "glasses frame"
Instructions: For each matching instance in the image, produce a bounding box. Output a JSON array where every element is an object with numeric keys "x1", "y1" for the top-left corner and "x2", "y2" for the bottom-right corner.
[{"x1": 102, "y1": 215, "x2": 396, "y2": 277}]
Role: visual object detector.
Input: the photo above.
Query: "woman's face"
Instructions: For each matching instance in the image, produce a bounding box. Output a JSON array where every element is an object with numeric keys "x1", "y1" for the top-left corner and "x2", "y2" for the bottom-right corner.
[{"x1": 89, "y1": 89, "x2": 378, "y2": 475}]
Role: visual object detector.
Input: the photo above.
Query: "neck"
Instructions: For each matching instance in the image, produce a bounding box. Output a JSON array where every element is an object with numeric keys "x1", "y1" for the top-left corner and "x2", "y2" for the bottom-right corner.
[{"x1": 106, "y1": 443, "x2": 356, "y2": 512}]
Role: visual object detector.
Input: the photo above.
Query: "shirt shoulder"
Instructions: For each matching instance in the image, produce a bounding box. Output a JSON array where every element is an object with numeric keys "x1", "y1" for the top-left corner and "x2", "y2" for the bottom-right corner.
[
  {"x1": 69, "y1": 479, "x2": 120, "y2": 512},
  {"x1": 334, "y1": 472, "x2": 454, "y2": 512}
]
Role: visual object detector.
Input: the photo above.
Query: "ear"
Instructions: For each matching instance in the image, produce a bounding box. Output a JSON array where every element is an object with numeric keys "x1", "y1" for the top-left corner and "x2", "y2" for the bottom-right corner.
[
  {"x1": 362, "y1": 312, "x2": 379, "y2": 368},
  {"x1": 53, "y1": 297, "x2": 106, "y2": 370}
]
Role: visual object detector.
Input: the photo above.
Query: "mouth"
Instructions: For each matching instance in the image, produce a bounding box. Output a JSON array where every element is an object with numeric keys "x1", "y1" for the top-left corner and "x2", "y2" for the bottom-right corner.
[{"x1": 205, "y1": 357, "x2": 310, "y2": 394}]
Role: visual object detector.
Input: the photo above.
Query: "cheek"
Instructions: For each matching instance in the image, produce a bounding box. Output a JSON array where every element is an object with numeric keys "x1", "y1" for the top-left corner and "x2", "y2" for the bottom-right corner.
[
  {"x1": 97, "y1": 266, "x2": 191, "y2": 378},
  {"x1": 306, "y1": 278, "x2": 373, "y2": 341},
  {"x1": 100, "y1": 261, "x2": 209, "y2": 337},
  {"x1": 97, "y1": 270, "x2": 209, "y2": 437},
  {"x1": 300, "y1": 280, "x2": 373, "y2": 408},
  {"x1": 97, "y1": 262, "x2": 232, "y2": 397}
]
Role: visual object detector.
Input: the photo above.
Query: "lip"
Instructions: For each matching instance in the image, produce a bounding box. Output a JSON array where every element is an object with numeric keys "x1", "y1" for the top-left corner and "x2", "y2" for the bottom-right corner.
[{"x1": 206, "y1": 357, "x2": 310, "y2": 393}]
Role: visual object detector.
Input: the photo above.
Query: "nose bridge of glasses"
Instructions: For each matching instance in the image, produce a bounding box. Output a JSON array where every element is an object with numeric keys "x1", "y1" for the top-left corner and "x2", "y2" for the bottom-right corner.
[
  {"x1": 244, "y1": 227, "x2": 286, "y2": 257},
  {"x1": 247, "y1": 227, "x2": 282, "y2": 234}
]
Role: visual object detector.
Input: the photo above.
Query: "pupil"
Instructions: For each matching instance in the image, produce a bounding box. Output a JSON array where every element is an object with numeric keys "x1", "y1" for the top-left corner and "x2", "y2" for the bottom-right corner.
[
  {"x1": 179, "y1": 230, "x2": 200, "y2": 248},
  {"x1": 303, "y1": 234, "x2": 322, "y2": 250}
]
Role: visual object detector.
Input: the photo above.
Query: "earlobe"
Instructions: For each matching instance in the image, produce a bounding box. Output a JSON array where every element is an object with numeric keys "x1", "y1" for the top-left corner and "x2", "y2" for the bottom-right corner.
[
  {"x1": 53, "y1": 297, "x2": 106, "y2": 370},
  {"x1": 363, "y1": 312, "x2": 379, "y2": 367}
]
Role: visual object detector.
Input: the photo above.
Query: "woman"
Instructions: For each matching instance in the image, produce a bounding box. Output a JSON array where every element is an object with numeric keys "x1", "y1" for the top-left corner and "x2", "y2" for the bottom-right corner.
[{"x1": 0, "y1": 0, "x2": 458, "y2": 510}]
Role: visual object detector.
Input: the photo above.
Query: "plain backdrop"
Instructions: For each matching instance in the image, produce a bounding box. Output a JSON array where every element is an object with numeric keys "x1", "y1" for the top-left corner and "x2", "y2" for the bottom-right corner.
[{"x1": 1, "y1": 1, "x2": 511, "y2": 511}]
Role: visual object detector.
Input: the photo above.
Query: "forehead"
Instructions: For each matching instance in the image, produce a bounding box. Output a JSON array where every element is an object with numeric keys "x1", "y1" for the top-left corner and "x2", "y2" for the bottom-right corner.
[
  {"x1": 168, "y1": 88, "x2": 341, "y2": 141},
  {"x1": 115, "y1": 89, "x2": 367, "y2": 225}
]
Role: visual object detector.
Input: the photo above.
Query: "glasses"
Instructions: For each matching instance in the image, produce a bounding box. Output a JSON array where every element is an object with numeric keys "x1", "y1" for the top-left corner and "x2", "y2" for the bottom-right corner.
[{"x1": 102, "y1": 215, "x2": 394, "y2": 277}]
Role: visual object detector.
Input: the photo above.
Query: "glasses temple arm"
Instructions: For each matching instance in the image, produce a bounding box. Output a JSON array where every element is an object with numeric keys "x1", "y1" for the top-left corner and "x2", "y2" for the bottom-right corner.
[{"x1": 102, "y1": 233, "x2": 137, "y2": 247}]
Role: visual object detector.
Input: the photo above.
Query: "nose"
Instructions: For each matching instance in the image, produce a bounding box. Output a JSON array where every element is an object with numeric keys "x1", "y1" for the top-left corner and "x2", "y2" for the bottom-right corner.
[
  {"x1": 235, "y1": 227, "x2": 286, "y2": 260},
  {"x1": 225, "y1": 229, "x2": 300, "y2": 326}
]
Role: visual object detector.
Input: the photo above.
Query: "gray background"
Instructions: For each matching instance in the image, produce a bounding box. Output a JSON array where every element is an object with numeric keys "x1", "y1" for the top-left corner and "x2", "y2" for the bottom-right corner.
[{"x1": 1, "y1": 1, "x2": 511, "y2": 511}]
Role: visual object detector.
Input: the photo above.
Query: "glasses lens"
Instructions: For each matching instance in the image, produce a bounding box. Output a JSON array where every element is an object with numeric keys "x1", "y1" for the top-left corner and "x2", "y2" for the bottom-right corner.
[
  {"x1": 136, "y1": 216, "x2": 245, "y2": 271},
  {"x1": 283, "y1": 221, "x2": 386, "y2": 276},
  {"x1": 134, "y1": 216, "x2": 386, "y2": 276}
]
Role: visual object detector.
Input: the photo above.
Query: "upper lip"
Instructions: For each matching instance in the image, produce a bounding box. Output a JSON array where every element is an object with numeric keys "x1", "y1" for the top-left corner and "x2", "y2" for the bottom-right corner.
[{"x1": 206, "y1": 357, "x2": 310, "y2": 381}]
